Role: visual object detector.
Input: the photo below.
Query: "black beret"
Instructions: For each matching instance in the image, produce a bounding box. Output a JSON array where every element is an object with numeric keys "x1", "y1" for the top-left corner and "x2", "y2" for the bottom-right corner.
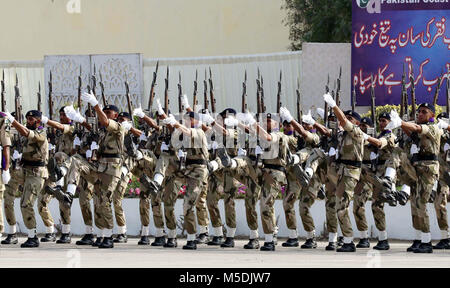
[
  {"x1": 360, "y1": 117, "x2": 373, "y2": 127},
  {"x1": 418, "y1": 103, "x2": 435, "y2": 114},
  {"x1": 437, "y1": 112, "x2": 449, "y2": 119},
  {"x1": 220, "y1": 108, "x2": 237, "y2": 118},
  {"x1": 59, "y1": 106, "x2": 66, "y2": 113},
  {"x1": 186, "y1": 111, "x2": 199, "y2": 119},
  {"x1": 378, "y1": 112, "x2": 391, "y2": 120},
  {"x1": 344, "y1": 110, "x2": 361, "y2": 122},
  {"x1": 103, "y1": 105, "x2": 119, "y2": 113},
  {"x1": 118, "y1": 112, "x2": 131, "y2": 119},
  {"x1": 26, "y1": 110, "x2": 42, "y2": 118},
  {"x1": 198, "y1": 108, "x2": 209, "y2": 114}
]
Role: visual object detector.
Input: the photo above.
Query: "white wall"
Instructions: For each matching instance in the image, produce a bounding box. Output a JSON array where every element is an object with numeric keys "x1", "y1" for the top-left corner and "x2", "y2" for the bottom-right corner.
[{"x1": 6, "y1": 198, "x2": 448, "y2": 240}]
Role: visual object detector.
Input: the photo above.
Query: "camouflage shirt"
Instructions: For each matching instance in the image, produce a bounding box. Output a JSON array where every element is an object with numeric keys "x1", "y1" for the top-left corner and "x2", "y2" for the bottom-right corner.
[
  {"x1": 56, "y1": 124, "x2": 75, "y2": 155},
  {"x1": 338, "y1": 120, "x2": 364, "y2": 162},
  {"x1": 23, "y1": 127, "x2": 49, "y2": 164},
  {"x1": 261, "y1": 131, "x2": 289, "y2": 167}
]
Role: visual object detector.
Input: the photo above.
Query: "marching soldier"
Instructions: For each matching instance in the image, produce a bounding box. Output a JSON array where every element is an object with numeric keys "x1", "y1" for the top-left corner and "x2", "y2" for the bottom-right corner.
[
  {"x1": 4, "y1": 110, "x2": 48, "y2": 248},
  {"x1": 0, "y1": 113, "x2": 12, "y2": 244}
]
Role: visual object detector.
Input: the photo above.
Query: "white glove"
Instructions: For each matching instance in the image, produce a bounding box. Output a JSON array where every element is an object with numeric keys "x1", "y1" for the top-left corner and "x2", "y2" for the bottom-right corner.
[
  {"x1": 73, "y1": 136, "x2": 82, "y2": 148},
  {"x1": 156, "y1": 98, "x2": 164, "y2": 116},
  {"x1": 362, "y1": 133, "x2": 369, "y2": 141},
  {"x1": 200, "y1": 113, "x2": 215, "y2": 125},
  {"x1": 90, "y1": 141, "x2": 99, "y2": 151},
  {"x1": 121, "y1": 166, "x2": 128, "y2": 176},
  {"x1": 12, "y1": 150, "x2": 22, "y2": 160},
  {"x1": 316, "y1": 108, "x2": 325, "y2": 120},
  {"x1": 370, "y1": 152, "x2": 378, "y2": 161},
  {"x1": 280, "y1": 107, "x2": 293, "y2": 123},
  {"x1": 71, "y1": 108, "x2": 86, "y2": 123},
  {"x1": 236, "y1": 113, "x2": 247, "y2": 124},
  {"x1": 2, "y1": 169, "x2": 11, "y2": 185},
  {"x1": 139, "y1": 133, "x2": 148, "y2": 142},
  {"x1": 161, "y1": 142, "x2": 169, "y2": 152},
  {"x1": 245, "y1": 112, "x2": 256, "y2": 126},
  {"x1": 302, "y1": 110, "x2": 315, "y2": 126},
  {"x1": 238, "y1": 148, "x2": 247, "y2": 156},
  {"x1": 224, "y1": 117, "x2": 239, "y2": 127},
  {"x1": 386, "y1": 110, "x2": 402, "y2": 130},
  {"x1": 48, "y1": 143, "x2": 55, "y2": 151},
  {"x1": 81, "y1": 92, "x2": 99, "y2": 107},
  {"x1": 4, "y1": 111, "x2": 15, "y2": 123},
  {"x1": 328, "y1": 147, "x2": 336, "y2": 157},
  {"x1": 181, "y1": 94, "x2": 190, "y2": 109},
  {"x1": 85, "y1": 149, "x2": 92, "y2": 159},
  {"x1": 121, "y1": 121, "x2": 132, "y2": 132},
  {"x1": 211, "y1": 141, "x2": 219, "y2": 150},
  {"x1": 437, "y1": 119, "x2": 449, "y2": 130},
  {"x1": 41, "y1": 115, "x2": 49, "y2": 125},
  {"x1": 323, "y1": 93, "x2": 336, "y2": 108},
  {"x1": 178, "y1": 149, "x2": 186, "y2": 158},
  {"x1": 162, "y1": 114, "x2": 177, "y2": 126},
  {"x1": 410, "y1": 144, "x2": 420, "y2": 155},
  {"x1": 255, "y1": 145, "x2": 263, "y2": 155},
  {"x1": 133, "y1": 106, "x2": 145, "y2": 118},
  {"x1": 444, "y1": 143, "x2": 450, "y2": 152}
]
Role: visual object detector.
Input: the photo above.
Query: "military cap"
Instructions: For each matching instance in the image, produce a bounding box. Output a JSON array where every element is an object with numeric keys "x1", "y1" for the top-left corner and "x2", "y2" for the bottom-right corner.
[
  {"x1": 360, "y1": 117, "x2": 373, "y2": 127},
  {"x1": 118, "y1": 112, "x2": 131, "y2": 119},
  {"x1": 26, "y1": 110, "x2": 42, "y2": 118},
  {"x1": 59, "y1": 106, "x2": 67, "y2": 113},
  {"x1": 418, "y1": 103, "x2": 435, "y2": 114},
  {"x1": 378, "y1": 112, "x2": 391, "y2": 120},
  {"x1": 344, "y1": 110, "x2": 361, "y2": 122},
  {"x1": 103, "y1": 104, "x2": 119, "y2": 113},
  {"x1": 220, "y1": 108, "x2": 237, "y2": 118}
]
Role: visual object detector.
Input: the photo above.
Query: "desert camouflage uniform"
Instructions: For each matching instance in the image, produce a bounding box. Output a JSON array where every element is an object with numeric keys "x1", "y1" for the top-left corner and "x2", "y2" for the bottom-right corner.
[
  {"x1": 435, "y1": 131, "x2": 449, "y2": 237},
  {"x1": 0, "y1": 118, "x2": 12, "y2": 235}
]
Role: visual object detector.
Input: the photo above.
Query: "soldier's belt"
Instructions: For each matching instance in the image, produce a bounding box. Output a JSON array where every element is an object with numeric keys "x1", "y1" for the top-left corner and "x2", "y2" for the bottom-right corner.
[
  {"x1": 263, "y1": 164, "x2": 286, "y2": 173},
  {"x1": 411, "y1": 154, "x2": 437, "y2": 162},
  {"x1": 336, "y1": 159, "x2": 362, "y2": 168},
  {"x1": 185, "y1": 159, "x2": 207, "y2": 166},
  {"x1": 99, "y1": 153, "x2": 121, "y2": 158},
  {"x1": 22, "y1": 160, "x2": 46, "y2": 167},
  {"x1": 362, "y1": 160, "x2": 372, "y2": 165}
]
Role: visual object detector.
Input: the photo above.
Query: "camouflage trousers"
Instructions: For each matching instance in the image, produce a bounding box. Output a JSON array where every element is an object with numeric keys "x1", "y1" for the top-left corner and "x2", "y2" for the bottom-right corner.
[
  {"x1": 196, "y1": 180, "x2": 209, "y2": 229},
  {"x1": 386, "y1": 147, "x2": 418, "y2": 185},
  {"x1": 21, "y1": 167, "x2": 47, "y2": 230},
  {"x1": 0, "y1": 181, "x2": 5, "y2": 234},
  {"x1": 353, "y1": 166, "x2": 374, "y2": 233},
  {"x1": 183, "y1": 164, "x2": 208, "y2": 235},
  {"x1": 3, "y1": 168, "x2": 25, "y2": 229},
  {"x1": 260, "y1": 168, "x2": 286, "y2": 235},
  {"x1": 67, "y1": 154, "x2": 99, "y2": 228},
  {"x1": 435, "y1": 158, "x2": 449, "y2": 232},
  {"x1": 411, "y1": 163, "x2": 439, "y2": 233},
  {"x1": 298, "y1": 175, "x2": 322, "y2": 233},
  {"x1": 335, "y1": 164, "x2": 361, "y2": 238},
  {"x1": 234, "y1": 156, "x2": 262, "y2": 232},
  {"x1": 112, "y1": 174, "x2": 130, "y2": 228},
  {"x1": 207, "y1": 171, "x2": 224, "y2": 228},
  {"x1": 320, "y1": 159, "x2": 339, "y2": 234}
]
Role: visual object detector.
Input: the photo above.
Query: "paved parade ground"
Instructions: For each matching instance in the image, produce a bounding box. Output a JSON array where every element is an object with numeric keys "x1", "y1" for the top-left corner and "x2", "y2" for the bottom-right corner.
[{"x1": 0, "y1": 237, "x2": 449, "y2": 268}]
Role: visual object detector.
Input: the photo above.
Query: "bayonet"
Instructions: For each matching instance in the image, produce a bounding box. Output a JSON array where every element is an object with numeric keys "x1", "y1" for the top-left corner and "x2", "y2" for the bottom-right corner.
[
  {"x1": 208, "y1": 67, "x2": 216, "y2": 113},
  {"x1": 193, "y1": 69, "x2": 198, "y2": 112},
  {"x1": 203, "y1": 69, "x2": 208, "y2": 111}
]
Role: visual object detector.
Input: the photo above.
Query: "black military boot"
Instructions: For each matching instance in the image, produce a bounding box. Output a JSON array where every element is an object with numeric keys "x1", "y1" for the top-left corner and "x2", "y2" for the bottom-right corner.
[
  {"x1": 195, "y1": 233, "x2": 209, "y2": 244},
  {"x1": 138, "y1": 236, "x2": 150, "y2": 245},
  {"x1": 1, "y1": 234, "x2": 18, "y2": 245},
  {"x1": 92, "y1": 237, "x2": 104, "y2": 247},
  {"x1": 406, "y1": 240, "x2": 421, "y2": 252},
  {"x1": 413, "y1": 242, "x2": 433, "y2": 254},
  {"x1": 373, "y1": 240, "x2": 390, "y2": 250},
  {"x1": 282, "y1": 238, "x2": 299, "y2": 247},
  {"x1": 151, "y1": 236, "x2": 166, "y2": 246},
  {"x1": 76, "y1": 234, "x2": 95, "y2": 245},
  {"x1": 293, "y1": 164, "x2": 311, "y2": 187},
  {"x1": 220, "y1": 237, "x2": 235, "y2": 248},
  {"x1": 301, "y1": 238, "x2": 317, "y2": 249},
  {"x1": 182, "y1": 240, "x2": 197, "y2": 250},
  {"x1": 140, "y1": 175, "x2": 161, "y2": 198},
  {"x1": 317, "y1": 185, "x2": 326, "y2": 200},
  {"x1": 337, "y1": 236, "x2": 344, "y2": 247},
  {"x1": 244, "y1": 239, "x2": 260, "y2": 249},
  {"x1": 337, "y1": 242, "x2": 356, "y2": 252},
  {"x1": 45, "y1": 185, "x2": 73, "y2": 208},
  {"x1": 56, "y1": 233, "x2": 71, "y2": 244},
  {"x1": 207, "y1": 236, "x2": 224, "y2": 246},
  {"x1": 20, "y1": 236, "x2": 39, "y2": 248},
  {"x1": 164, "y1": 238, "x2": 178, "y2": 248},
  {"x1": 325, "y1": 242, "x2": 336, "y2": 251},
  {"x1": 48, "y1": 158, "x2": 64, "y2": 182},
  {"x1": 395, "y1": 190, "x2": 410, "y2": 206},
  {"x1": 40, "y1": 233, "x2": 56, "y2": 242},
  {"x1": 217, "y1": 148, "x2": 232, "y2": 168},
  {"x1": 433, "y1": 239, "x2": 450, "y2": 250},
  {"x1": 124, "y1": 134, "x2": 138, "y2": 158},
  {"x1": 428, "y1": 190, "x2": 436, "y2": 203},
  {"x1": 260, "y1": 241, "x2": 275, "y2": 251},
  {"x1": 113, "y1": 234, "x2": 128, "y2": 243},
  {"x1": 356, "y1": 238, "x2": 370, "y2": 248},
  {"x1": 99, "y1": 237, "x2": 114, "y2": 248}
]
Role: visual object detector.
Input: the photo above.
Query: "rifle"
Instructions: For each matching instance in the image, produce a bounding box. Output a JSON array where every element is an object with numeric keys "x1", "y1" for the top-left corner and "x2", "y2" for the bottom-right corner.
[
  {"x1": 86, "y1": 70, "x2": 99, "y2": 162},
  {"x1": 335, "y1": 67, "x2": 342, "y2": 108},
  {"x1": 276, "y1": 71, "x2": 282, "y2": 114},
  {"x1": 352, "y1": 82, "x2": 356, "y2": 113},
  {"x1": 242, "y1": 70, "x2": 248, "y2": 113},
  {"x1": 1, "y1": 70, "x2": 5, "y2": 112},
  {"x1": 260, "y1": 72, "x2": 266, "y2": 113},
  {"x1": 12, "y1": 75, "x2": 24, "y2": 170},
  {"x1": 99, "y1": 72, "x2": 107, "y2": 107},
  {"x1": 177, "y1": 72, "x2": 186, "y2": 170},
  {"x1": 321, "y1": 74, "x2": 331, "y2": 152},
  {"x1": 193, "y1": 70, "x2": 198, "y2": 112},
  {"x1": 46, "y1": 72, "x2": 57, "y2": 157},
  {"x1": 209, "y1": 67, "x2": 216, "y2": 113},
  {"x1": 164, "y1": 67, "x2": 169, "y2": 115},
  {"x1": 148, "y1": 61, "x2": 159, "y2": 115},
  {"x1": 203, "y1": 69, "x2": 208, "y2": 111},
  {"x1": 447, "y1": 65, "x2": 450, "y2": 115},
  {"x1": 433, "y1": 72, "x2": 444, "y2": 108},
  {"x1": 296, "y1": 78, "x2": 302, "y2": 121},
  {"x1": 256, "y1": 71, "x2": 262, "y2": 114},
  {"x1": 369, "y1": 74, "x2": 377, "y2": 138},
  {"x1": 125, "y1": 79, "x2": 133, "y2": 128},
  {"x1": 37, "y1": 82, "x2": 42, "y2": 112},
  {"x1": 410, "y1": 64, "x2": 417, "y2": 122}
]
